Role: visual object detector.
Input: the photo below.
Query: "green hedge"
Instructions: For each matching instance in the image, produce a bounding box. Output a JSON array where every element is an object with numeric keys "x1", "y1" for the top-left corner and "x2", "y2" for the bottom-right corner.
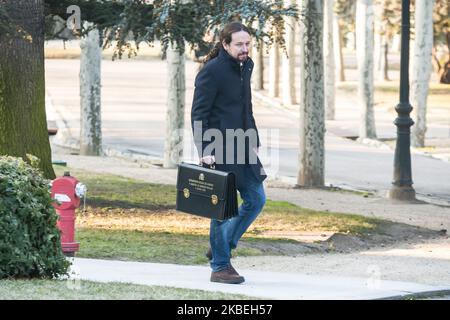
[{"x1": 0, "y1": 156, "x2": 69, "y2": 279}]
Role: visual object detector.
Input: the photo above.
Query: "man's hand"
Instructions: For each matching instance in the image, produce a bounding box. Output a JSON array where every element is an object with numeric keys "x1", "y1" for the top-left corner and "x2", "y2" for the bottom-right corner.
[{"x1": 200, "y1": 155, "x2": 215, "y2": 165}]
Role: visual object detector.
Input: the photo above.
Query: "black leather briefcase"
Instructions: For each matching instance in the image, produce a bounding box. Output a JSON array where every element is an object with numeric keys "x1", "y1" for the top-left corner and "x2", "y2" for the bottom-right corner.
[{"x1": 176, "y1": 162, "x2": 238, "y2": 220}]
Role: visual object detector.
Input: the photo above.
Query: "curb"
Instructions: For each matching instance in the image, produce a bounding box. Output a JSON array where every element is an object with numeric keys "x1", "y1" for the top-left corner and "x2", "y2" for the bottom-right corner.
[{"x1": 378, "y1": 289, "x2": 450, "y2": 300}]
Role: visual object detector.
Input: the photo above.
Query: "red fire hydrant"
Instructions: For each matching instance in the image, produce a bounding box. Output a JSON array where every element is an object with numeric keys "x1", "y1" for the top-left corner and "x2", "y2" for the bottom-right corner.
[{"x1": 51, "y1": 171, "x2": 86, "y2": 257}]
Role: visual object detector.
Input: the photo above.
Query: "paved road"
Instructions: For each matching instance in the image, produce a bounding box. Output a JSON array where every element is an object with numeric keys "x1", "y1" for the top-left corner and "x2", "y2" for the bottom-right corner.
[{"x1": 45, "y1": 58, "x2": 450, "y2": 205}]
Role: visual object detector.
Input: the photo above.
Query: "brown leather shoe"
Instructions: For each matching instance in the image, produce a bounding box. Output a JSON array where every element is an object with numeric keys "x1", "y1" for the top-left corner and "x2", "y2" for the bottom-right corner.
[{"x1": 210, "y1": 266, "x2": 245, "y2": 284}]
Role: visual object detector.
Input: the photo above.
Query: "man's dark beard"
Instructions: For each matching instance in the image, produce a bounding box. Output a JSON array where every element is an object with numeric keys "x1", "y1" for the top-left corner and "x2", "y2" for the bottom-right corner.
[{"x1": 238, "y1": 53, "x2": 248, "y2": 61}]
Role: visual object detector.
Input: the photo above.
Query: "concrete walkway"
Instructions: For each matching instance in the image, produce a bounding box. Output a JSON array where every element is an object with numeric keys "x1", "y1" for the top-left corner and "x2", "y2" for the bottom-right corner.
[{"x1": 71, "y1": 258, "x2": 450, "y2": 300}]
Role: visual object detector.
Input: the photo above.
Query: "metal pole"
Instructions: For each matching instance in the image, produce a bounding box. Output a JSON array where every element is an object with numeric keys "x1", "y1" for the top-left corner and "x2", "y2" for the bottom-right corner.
[{"x1": 388, "y1": 0, "x2": 416, "y2": 201}]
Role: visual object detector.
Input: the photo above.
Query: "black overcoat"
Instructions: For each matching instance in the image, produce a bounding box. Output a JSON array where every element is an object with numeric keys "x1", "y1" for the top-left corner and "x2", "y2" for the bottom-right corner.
[{"x1": 191, "y1": 48, "x2": 267, "y2": 188}]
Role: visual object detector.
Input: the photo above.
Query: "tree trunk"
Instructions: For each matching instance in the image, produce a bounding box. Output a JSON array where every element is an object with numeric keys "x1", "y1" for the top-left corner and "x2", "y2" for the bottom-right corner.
[
  {"x1": 379, "y1": 37, "x2": 390, "y2": 81},
  {"x1": 391, "y1": 34, "x2": 401, "y2": 53},
  {"x1": 373, "y1": 0, "x2": 390, "y2": 82},
  {"x1": 282, "y1": 0, "x2": 296, "y2": 106},
  {"x1": 441, "y1": 61, "x2": 450, "y2": 84},
  {"x1": 268, "y1": 43, "x2": 280, "y2": 98},
  {"x1": 252, "y1": 40, "x2": 264, "y2": 90},
  {"x1": 333, "y1": 15, "x2": 345, "y2": 81},
  {"x1": 0, "y1": 0, "x2": 55, "y2": 179},
  {"x1": 356, "y1": 0, "x2": 376, "y2": 139},
  {"x1": 324, "y1": 0, "x2": 335, "y2": 120},
  {"x1": 431, "y1": 47, "x2": 442, "y2": 75},
  {"x1": 375, "y1": 37, "x2": 390, "y2": 81},
  {"x1": 374, "y1": 19, "x2": 381, "y2": 73},
  {"x1": 163, "y1": 42, "x2": 185, "y2": 168},
  {"x1": 297, "y1": 0, "x2": 325, "y2": 187},
  {"x1": 411, "y1": 0, "x2": 434, "y2": 147},
  {"x1": 440, "y1": 32, "x2": 450, "y2": 84},
  {"x1": 79, "y1": 23, "x2": 102, "y2": 156}
]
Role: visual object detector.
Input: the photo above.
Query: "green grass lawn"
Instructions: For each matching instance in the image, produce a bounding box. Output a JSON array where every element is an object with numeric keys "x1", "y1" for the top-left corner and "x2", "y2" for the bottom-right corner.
[
  {"x1": 0, "y1": 279, "x2": 256, "y2": 300},
  {"x1": 338, "y1": 81, "x2": 450, "y2": 113}
]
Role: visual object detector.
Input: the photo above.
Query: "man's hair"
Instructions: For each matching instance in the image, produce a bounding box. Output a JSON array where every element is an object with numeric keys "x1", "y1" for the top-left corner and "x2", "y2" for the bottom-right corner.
[{"x1": 203, "y1": 22, "x2": 251, "y2": 63}]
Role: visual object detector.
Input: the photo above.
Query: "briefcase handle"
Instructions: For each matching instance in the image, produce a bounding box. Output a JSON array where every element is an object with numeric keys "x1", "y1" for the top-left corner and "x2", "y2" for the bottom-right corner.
[
  {"x1": 199, "y1": 155, "x2": 216, "y2": 170},
  {"x1": 200, "y1": 162, "x2": 215, "y2": 170}
]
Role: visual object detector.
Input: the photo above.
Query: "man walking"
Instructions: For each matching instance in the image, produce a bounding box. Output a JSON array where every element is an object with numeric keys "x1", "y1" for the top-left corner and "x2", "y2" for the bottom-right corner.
[{"x1": 191, "y1": 22, "x2": 267, "y2": 284}]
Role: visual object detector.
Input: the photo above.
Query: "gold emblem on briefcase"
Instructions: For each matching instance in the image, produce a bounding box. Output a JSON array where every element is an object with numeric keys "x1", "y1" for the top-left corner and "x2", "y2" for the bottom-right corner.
[
  {"x1": 199, "y1": 173, "x2": 205, "y2": 181},
  {"x1": 183, "y1": 188, "x2": 190, "y2": 198},
  {"x1": 211, "y1": 195, "x2": 218, "y2": 205}
]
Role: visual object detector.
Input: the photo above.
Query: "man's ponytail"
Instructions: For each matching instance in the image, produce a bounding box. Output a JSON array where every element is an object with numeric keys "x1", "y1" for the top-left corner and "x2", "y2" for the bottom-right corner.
[{"x1": 203, "y1": 41, "x2": 222, "y2": 63}]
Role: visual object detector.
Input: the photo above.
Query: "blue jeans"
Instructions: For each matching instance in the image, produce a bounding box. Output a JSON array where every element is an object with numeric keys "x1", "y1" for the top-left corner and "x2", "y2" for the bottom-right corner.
[{"x1": 209, "y1": 179, "x2": 266, "y2": 272}]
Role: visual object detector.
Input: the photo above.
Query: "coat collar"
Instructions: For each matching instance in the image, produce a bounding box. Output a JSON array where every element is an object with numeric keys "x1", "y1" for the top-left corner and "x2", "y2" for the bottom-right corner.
[{"x1": 218, "y1": 47, "x2": 251, "y2": 70}]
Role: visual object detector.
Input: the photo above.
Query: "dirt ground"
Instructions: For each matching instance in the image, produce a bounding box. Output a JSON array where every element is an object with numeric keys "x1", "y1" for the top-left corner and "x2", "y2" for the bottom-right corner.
[
  {"x1": 241, "y1": 222, "x2": 447, "y2": 257},
  {"x1": 233, "y1": 237, "x2": 450, "y2": 288}
]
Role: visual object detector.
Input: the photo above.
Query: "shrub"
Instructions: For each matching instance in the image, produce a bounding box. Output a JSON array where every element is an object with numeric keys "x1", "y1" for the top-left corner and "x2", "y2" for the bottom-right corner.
[{"x1": 0, "y1": 156, "x2": 70, "y2": 279}]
